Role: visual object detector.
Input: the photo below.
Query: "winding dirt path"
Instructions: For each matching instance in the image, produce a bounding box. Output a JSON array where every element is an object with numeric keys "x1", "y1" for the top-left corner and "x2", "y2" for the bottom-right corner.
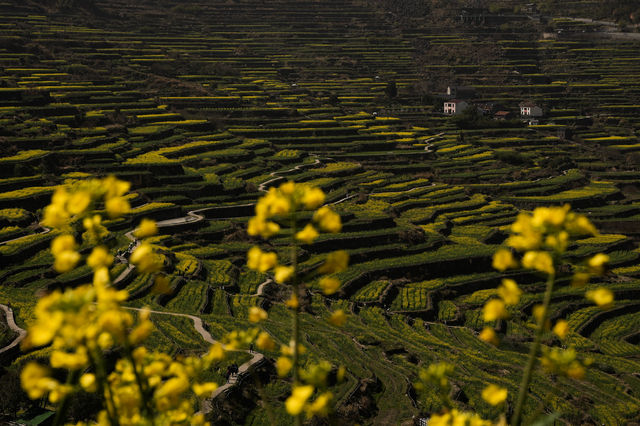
[
  {"x1": 122, "y1": 306, "x2": 265, "y2": 411},
  {"x1": 0, "y1": 304, "x2": 27, "y2": 356}
]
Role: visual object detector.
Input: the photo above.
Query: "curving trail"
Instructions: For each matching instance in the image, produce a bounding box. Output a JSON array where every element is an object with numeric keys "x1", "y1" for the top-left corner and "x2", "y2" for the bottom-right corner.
[
  {"x1": 0, "y1": 303, "x2": 27, "y2": 356},
  {"x1": 122, "y1": 306, "x2": 265, "y2": 412}
]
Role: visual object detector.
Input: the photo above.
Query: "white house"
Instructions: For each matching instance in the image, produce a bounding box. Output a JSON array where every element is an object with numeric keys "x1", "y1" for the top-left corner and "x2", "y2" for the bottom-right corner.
[
  {"x1": 444, "y1": 99, "x2": 468, "y2": 115},
  {"x1": 519, "y1": 101, "x2": 543, "y2": 117}
]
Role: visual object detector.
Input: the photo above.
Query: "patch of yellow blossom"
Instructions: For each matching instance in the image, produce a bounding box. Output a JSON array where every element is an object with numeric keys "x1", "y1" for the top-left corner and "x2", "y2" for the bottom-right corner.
[
  {"x1": 248, "y1": 306, "x2": 268, "y2": 323},
  {"x1": 553, "y1": 319, "x2": 570, "y2": 339},
  {"x1": 428, "y1": 409, "x2": 493, "y2": 426},
  {"x1": 482, "y1": 384, "x2": 508, "y2": 406},
  {"x1": 541, "y1": 347, "x2": 588, "y2": 380},
  {"x1": 328, "y1": 309, "x2": 347, "y2": 327},
  {"x1": 479, "y1": 327, "x2": 499, "y2": 346},
  {"x1": 586, "y1": 287, "x2": 614, "y2": 307},
  {"x1": 21, "y1": 178, "x2": 225, "y2": 425}
]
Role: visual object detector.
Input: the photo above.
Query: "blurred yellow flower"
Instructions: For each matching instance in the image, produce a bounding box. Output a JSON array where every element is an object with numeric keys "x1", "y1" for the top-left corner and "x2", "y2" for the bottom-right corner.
[
  {"x1": 482, "y1": 384, "x2": 508, "y2": 405},
  {"x1": 307, "y1": 392, "x2": 332, "y2": 417},
  {"x1": 313, "y1": 206, "x2": 341, "y2": 233},
  {"x1": 586, "y1": 287, "x2": 614, "y2": 307},
  {"x1": 248, "y1": 307, "x2": 268, "y2": 323},
  {"x1": 20, "y1": 363, "x2": 58, "y2": 399},
  {"x1": 492, "y1": 249, "x2": 518, "y2": 271},
  {"x1": 553, "y1": 320, "x2": 570, "y2": 339},
  {"x1": 247, "y1": 247, "x2": 278, "y2": 272},
  {"x1": 588, "y1": 253, "x2": 609, "y2": 275},
  {"x1": 318, "y1": 250, "x2": 349, "y2": 274},
  {"x1": 104, "y1": 175, "x2": 130, "y2": 199},
  {"x1": 522, "y1": 250, "x2": 554, "y2": 275},
  {"x1": 105, "y1": 196, "x2": 130, "y2": 218},
  {"x1": 279, "y1": 181, "x2": 296, "y2": 195},
  {"x1": 276, "y1": 356, "x2": 293, "y2": 377},
  {"x1": 319, "y1": 277, "x2": 341, "y2": 295},
  {"x1": 295, "y1": 223, "x2": 319, "y2": 244},
  {"x1": 483, "y1": 299, "x2": 508, "y2": 322},
  {"x1": 274, "y1": 265, "x2": 294, "y2": 283},
  {"x1": 497, "y1": 278, "x2": 521, "y2": 305},
  {"x1": 67, "y1": 191, "x2": 91, "y2": 215},
  {"x1": 54, "y1": 250, "x2": 81, "y2": 273},
  {"x1": 87, "y1": 246, "x2": 113, "y2": 270},
  {"x1": 134, "y1": 218, "x2": 158, "y2": 239},
  {"x1": 328, "y1": 310, "x2": 347, "y2": 327},
  {"x1": 130, "y1": 243, "x2": 163, "y2": 273},
  {"x1": 301, "y1": 187, "x2": 325, "y2": 209},
  {"x1": 571, "y1": 272, "x2": 590, "y2": 287},
  {"x1": 51, "y1": 234, "x2": 76, "y2": 256},
  {"x1": 256, "y1": 331, "x2": 276, "y2": 351},
  {"x1": 479, "y1": 327, "x2": 499, "y2": 346},
  {"x1": 285, "y1": 385, "x2": 314, "y2": 415},
  {"x1": 80, "y1": 373, "x2": 97, "y2": 392},
  {"x1": 192, "y1": 382, "x2": 217, "y2": 398}
]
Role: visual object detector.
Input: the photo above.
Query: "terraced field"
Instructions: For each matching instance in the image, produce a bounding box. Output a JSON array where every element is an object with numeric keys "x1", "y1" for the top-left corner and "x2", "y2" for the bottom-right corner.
[{"x1": 1, "y1": 0, "x2": 640, "y2": 424}]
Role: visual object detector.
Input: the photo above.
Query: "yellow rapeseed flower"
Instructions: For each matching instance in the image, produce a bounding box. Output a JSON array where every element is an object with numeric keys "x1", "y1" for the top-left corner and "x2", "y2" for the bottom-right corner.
[
  {"x1": 571, "y1": 272, "x2": 590, "y2": 287},
  {"x1": 307, "y1": 392, "x2": 332, "y2": 418},
  {"x1": 295, "y1": 223, "x2": 319, "y2": 244},
  {"x1": 279, "y1": 181, "x2": 296, "y2": 195},
  {"x1": 256, "y1": 331, "x2": 276, "y2": 351},
  {"x1": 553, "y1": 320, "x2": 570, "y2": 339},
  {"x1": 286, "y1": 294, "x2": 299, "y2": 309},
  {"x1": 50, "y1": 348, "x2": 88, "y2": 370},
  {"x1": 313, "y1": 206, "x2": 341, "y2": 233},
  {"x1": 42, "y1": 203, "x2": 69, "y2": 228},
  {"x1": 247, "y1": 217, "x2": 280, "y2": 238},
  {"x1": 328, "y1": 310, "x2": 347, "y2": 327},
  {"x1": 67, "y1": 191, "x2": 91, "y2": 215},
  {"x1": 319, "y1": 277, "x2": 341, "y2": 295},
  {"x1": 87, "y1": 246, "x2": 113, "y2": 270},
  {"x1": 105, "y1": 196, "x2": 130, "y2": 218},
  {"x1": 497, "y1": 278, "x2": 522, "y2": 305},
  {"x1": 318, "y1": 250, "x2": 349, "y2": 274},
  {"x1": 274, "y1": 265, "x2": 294, "y2": 283},
  {"x1": 492, "y1": 249, "x2": 518, "y2": 271},
  {"x1": 51, "y1": 234, "x2": 77, "y2": 256},
  {"x1": 192, "y1": 382, "x2": 218, "y2": 398},
  {"x1": 522, "y1": 250, "x2": 554, "y2": 275},
  {"x1": 134, "y1": 218, "x2": 158, "y2": 239},
  {"x1": 20, "y1": 362, "x2": 58, "y2": 399},
  {"x1": 478, "y1": 327, "x2": 499, "y2": 346},
  {"x1": 80, "y1": 373, "x2": 97, "y2": 392},
  {"x1": 276, "y1": 356, "x2": 293, "y2": 377},
  {"x1": 104, "y1": 175, "x2": 130, "y2": 199},
  {"x1": 285, "y1": 385, "x2": 314, "y2": 415},
  {"x1": 248, "y1": 306, "x2": 268, "y2": 323},
  {"x1": 301, "y1": 187, "x2": 325, "y2": 209},
  {"x1": 483, "y1": 299, "x2": 508, "y2": 322},
  {"x1": 586, "y1": 287, "x2": 614, "y2": 307},
  {"x1": 130, "y1": 243, "x2": 163, "y2": 273},
  {"x1": 482, "y1": 384, "x2": 508, "y2": 405},
  {"x1": 588, "y1": 253, "x2": 609, "y2": 275},
  {"x1": 54, "y1": 250, "x2": 81, "y2": 273}
]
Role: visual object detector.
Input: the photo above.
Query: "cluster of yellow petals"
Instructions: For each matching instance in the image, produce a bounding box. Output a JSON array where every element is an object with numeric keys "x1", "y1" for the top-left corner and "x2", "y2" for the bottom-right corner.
[
  {"x1": 483, "y1": 205, "x2": 611, "y2": 347},
  {"x1": 42, "y1": 175, "x2": 131, "y2": 230},
  {"x1": 541, "y1": 347, "x2": 588, "y2": 380},
  {"x1": 285, "y1": 385, "x2": 333, "y2": 418},
  {"x1": 481, "y1": 384, "x2": 508, "y2": 406},
  {"x1": 21, "y1": 177, "x2": 224, "y2": 425},
  {"x1": 428, "y1": 409, "x2": 493, "y2": 426}
]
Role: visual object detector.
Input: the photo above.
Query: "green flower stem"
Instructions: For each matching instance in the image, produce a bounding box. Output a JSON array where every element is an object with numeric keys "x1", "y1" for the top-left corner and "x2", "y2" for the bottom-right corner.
[
  {"x1": 290, "y1": 214, "x2": 301, "y2": 426},
  {"x1": 52, "y1": 370, "x2": 75, "y2": 426},
  {"x1": 512, "y1": 272, "x2": 555, "y2": 426},
  {"x1": 124, "y1": 339, "x2": 155, "y2": 424},
  {"x1": 89, "y1": 347, "x2": 120, "y2": 426}
]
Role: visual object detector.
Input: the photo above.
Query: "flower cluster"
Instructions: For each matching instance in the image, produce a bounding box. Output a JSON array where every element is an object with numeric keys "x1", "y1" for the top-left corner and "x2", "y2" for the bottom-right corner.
[
  {"x1": 21, "y1": 178, "x2": 224, "y2": 425},
  {"x1": 246, "y1": 181, "x2": 349, "y2": 421},
  {"x1": 483, "y1": 205, "x2": 612, "y2": 343}
]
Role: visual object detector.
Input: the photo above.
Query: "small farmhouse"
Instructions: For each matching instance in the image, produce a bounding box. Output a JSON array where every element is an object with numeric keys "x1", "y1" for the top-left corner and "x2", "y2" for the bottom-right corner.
[
  {"x1": 519, "y1": 101, "x2": 543, "y2": 117},
  {"x1": 444, "y1": 99, "x2": 468, "y2": 115}
]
